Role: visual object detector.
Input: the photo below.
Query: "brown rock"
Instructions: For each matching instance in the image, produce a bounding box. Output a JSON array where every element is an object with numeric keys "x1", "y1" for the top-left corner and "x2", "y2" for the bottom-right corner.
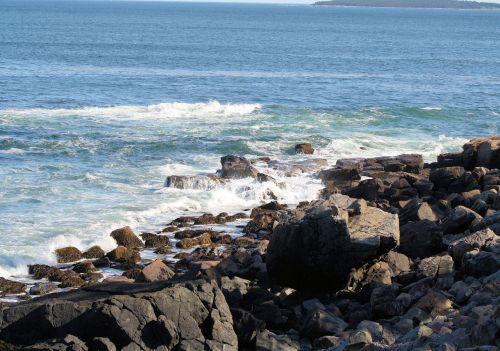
[
  {"x1": 295, "y1": 143, "x2": 314, "y2": 154},
  {"x1": 82, "y1": 245, "x2": 105, "y2": 259},
  {"x1": 0, "y1": 278, "x2": 26, "y2": 295},
  {"x1": 102, "y1": 275, "x2": 135, "y2": 283},
  {"x1": 463, "y1": 135, "x2": 500, "y2": 169},
  {"x1": 110, "y1": 226, "x2": 144, "y2": 249},
  {"x1": 54, "y1": 246, "x2": 82, "y2": 263},
  {"x1": 138, "y1": 259, "x2": 175, "y2": 282}
]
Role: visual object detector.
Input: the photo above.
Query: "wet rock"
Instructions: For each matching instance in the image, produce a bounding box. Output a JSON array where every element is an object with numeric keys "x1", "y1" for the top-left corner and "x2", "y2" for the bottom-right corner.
[
  {"x1": 0, "y1": 278, "x2": 26, "y2": 295},
  {"x1": 244, "y1": 211, "x2": 281, "y2": 234},
  {"x1": 267, "y1": 205, "x2": 399, "y2": 292},
  {"x1": 319, "y1": 167, "x2": 361, "y2": 193},
  {"x1": 256, "y1": 172, "x2": 275, "y2": 182},
  {"x1": 399, "y1": 220, "x2": 443, "y2": 258},
  {"x1": 140, "y1": 232, "x2": 171, "y2": 248},
  {"x1": 137, "y1": 259, "x2": 175, "y2": 282},
  {"x1": 106, "y1": 246, "x2": 141, "y2": 268},
  {"x1": 220, "y1": 155, "x2": 258, "y2": 179},
  {"x1": 93, "y1": 257, "x2": 111, "y2": 268},
  {"x1": 165, "y1": 175, "x2": 224, "y2": 190},
  {"x1": 29, "y1": 282, "x2": 58, "y2": 296},
  {"x1": 110, "y1": 226, "x2": 144, "y2": 249},
  {"x1": 82, "y1": 246, "x2": 105, "y2": 259},
  {"x1": 295, "y1": 143, "x2": 314, "y2": 154},
  {"x1": 72, "y1": 261, "x2": 96, "y2": 274},
  {"x1": 55, "y1": 246, "x2": 83, "y2": 263},
  {"x1": 175, "y1": 232, "x2": 212, "y2": 249}
]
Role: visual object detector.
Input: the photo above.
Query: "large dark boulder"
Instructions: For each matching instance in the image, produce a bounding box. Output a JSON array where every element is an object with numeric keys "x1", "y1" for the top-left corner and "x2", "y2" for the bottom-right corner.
[
  {"x1": 462, "y1": 135, "x2": 500, "y2": 170},
  {"x1": 0, "y1": 278, "x2": 238, "y2": 351},
  {"x1": 219, "y1": 155, "x2": 258, "y2": 179},
  {"x1": 266, "y1": 205, "x2": 399, "y2": 292},
  {"x1": 399, "y1": 220, "x2": 443, "y2": 258},
  {"x1": 110, "y1": 226, "x2": 144, "y2": 249}
]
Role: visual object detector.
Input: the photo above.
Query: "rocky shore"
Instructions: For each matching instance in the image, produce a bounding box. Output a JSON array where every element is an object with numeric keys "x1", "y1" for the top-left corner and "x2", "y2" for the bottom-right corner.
[{"x1": 0, "y1": 136, "x2": 499, "y2": 350}]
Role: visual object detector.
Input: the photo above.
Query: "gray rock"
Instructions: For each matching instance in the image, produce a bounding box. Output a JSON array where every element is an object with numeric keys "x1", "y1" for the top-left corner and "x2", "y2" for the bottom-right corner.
[
  {"x1": 267, "y1": 205, "x2": 399, "y2": 292},
  {"x1": 400, "y1": 220, "x2": 443, "y2": 258}
]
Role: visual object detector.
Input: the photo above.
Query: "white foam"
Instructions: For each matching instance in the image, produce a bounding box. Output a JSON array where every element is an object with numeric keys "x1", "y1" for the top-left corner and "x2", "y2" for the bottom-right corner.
[
  {"x1": 0, "y1": 100, "x2": 261, "y2": 121},
  {"x1": 421, "y1": 106, "x2": 442, "y2": 111},
  {"x1": 0, "y1": 148, "x2": 25, "y2": 155}
]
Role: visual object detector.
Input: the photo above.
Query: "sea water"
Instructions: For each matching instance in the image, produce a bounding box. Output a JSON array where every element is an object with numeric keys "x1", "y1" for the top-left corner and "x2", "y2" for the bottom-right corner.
[{"x1": 0, "y1": 0, "x2": 499, "y2": 278}]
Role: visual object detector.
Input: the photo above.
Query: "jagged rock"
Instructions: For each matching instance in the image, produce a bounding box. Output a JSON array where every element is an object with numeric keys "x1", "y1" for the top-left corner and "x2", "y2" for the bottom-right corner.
[
  {"x1": 471, "y1": 211, "x2": 500, "y2": 234},
  {"x1": 165, "y1": 175, "x2": 224, "y2": 190},
  {"x1": 0, "y1": 278, "x2": 238, "y2": 351},
  {"x1": 384, "y1": 251, "x2": 411, "y2": 276},
  {"x1": 72, "y1": 261, "x2": 96, "y2": 274},
  {"x1": 441, "y1": 206, "x2": 482, "y2": 234},
  {"x1": 318, "y1": 167, "x2": 361, "y2": 192},
  {"x1": 0, "y1": 278, "x2": 26, "y2": 295},
  {"x1": 300, "y1": 308, "x2": 348, "y2": 338},
  {"x1": 267, "y1": 205, "x2": 399, "y2": 292},
  {"x1": 175, "y1": 232, "x2": 212, "y2": 249},
  {"x1": 220, "y1": 155, "x2": 258, "y2": 179},
  {"x1": 106, "y1": 246, "x2": 141, "y2": 268},
  {"x1": 463, "y1": 249, "x2": 500, "y2": 277},
  {"x1": 448, "y1": 228, "x2": 497, "y2": 264},
  {"x1": 462, "y1": 135, "x2": 500, "y2": 169},
  {"x1": 295, "y1": 143, "x2": 314, "y2": 154},
  {"x1": 399, "y1": 220, "x2": 443, "y2": 258},
  {"x1": 110, "y1": 226, "x2": 144, "y2": 249},
  {"x1": 399, "y1": 199, "x2": 437, "y2": 224},
  {"x1": 82, "y1": 246, "x2": 105, "y2": 259},
  {"x1": 55, "y1": 246, "x2": 82, "y2": 263},
  {"x1": 430, "y1": 167, "x2": 465, "y2": 190},
  {"x1": 244, "y1": 211, "x2": 282, "y2": 234}
]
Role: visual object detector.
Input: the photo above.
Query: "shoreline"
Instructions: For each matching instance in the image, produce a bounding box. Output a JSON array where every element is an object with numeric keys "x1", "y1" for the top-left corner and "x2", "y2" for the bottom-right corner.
[{"x1": 0, "y1": 135, "x2": 498, "y2": 350}]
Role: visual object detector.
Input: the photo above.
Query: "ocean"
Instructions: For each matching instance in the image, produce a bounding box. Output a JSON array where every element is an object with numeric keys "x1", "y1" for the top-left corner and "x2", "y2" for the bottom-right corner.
[{"x1": 0, "y1": 0, "x2": 499, "y2": 279}]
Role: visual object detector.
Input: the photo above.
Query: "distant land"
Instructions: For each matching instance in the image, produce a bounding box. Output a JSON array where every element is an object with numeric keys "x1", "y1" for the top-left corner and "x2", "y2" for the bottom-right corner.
[{"x1": 314, "y1": 0, "x2": 500, "y2": 9}]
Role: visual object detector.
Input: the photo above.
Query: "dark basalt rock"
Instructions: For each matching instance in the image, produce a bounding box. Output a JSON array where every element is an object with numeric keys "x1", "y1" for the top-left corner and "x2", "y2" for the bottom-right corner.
[
  {"x1": 266, "y1": 205, "x2": 399, "y2": 292},
  {"x1": 0, "y1": 278, "x2": 238, "y2": 351},
  {"x1": 399, "y1": 220, "x2": 443, "y2": 258},
  {"x1": 219, "y1": 155, "x2": 258, "y2": 179}
]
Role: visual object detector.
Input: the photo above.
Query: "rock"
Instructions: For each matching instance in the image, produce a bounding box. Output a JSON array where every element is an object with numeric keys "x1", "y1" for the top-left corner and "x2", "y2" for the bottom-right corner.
[
  {"x1": 318, "y1": 167, "x2": 361, "y2": 192},
  {"x1": 267, "y1": 205, "x2": 399, "y2": 292},
  {"x1": 72, "y1": 261, "x2": 96, "y2": 274},
  {"x1": 399, "y1": 220, "x2": 443, "y2": 258},
  {"x1": 29, "y1": 282, "x2": 57, "y2": 296},
  {"x1": 437, "y1": 152, "x2": 464, "y2": 167},
  {"x1": 312, "y1": 335, "x2": 342, "y2": 349},
  {"x1": 300, "y1": 308, "x2": 348, "y2": 339},
  {"x1": 89, "y1": 337, "x2": 117, "y2": 351},
  {"x1": 102, "y1": 276, "x2": 135, "y2": 283},
  {"x1": 175, "y1": 232, "x2": 212, "y2": 249},
  {"x1": 295, "y1": 143, "x2": 314, "y2": 154},
  {"x1": 138, "y1": 259, "x2": 175, "y2": 282},
  {"x1": 106, "y1": 246, "x2": 141, "y2": 267},
  {"x1": 0, "y1": 278, "x2": 26, "y2": 295},
  {"x1": 441, "y1": 206, "x2": 482, "y2": 234},
  {"x1": 55, "y1": 246, "x2": 82, "y2": 263},
  {"x1": 220, "y1": 155, "x2": 258, "y2": 179},
  {"x1": 231, "y1": 308, "x2": 264, "y2": 346},
  {"x1": 370, "y1": 284, "x2": 407, "y2": 318},
  {"x1": 110, "y1": 226, "x2": 144, "y2": 249},
  {"x1": 255, "y1": 330, "x2": 300, "y2": 351},
  {"x1": 399, "y1": 199, "x2": 437, "y2": 224},
  {"x1": 140, "y1": 233, "x2": 171, "y2": 248},
  {"x1": 430, "y1": 167, "x2": 465, "y2": 190},
  {"x1": 165, "y1": 175, "x2": 224, "y2": 190},
  {"x1": 462, "y1": 135, "x2": 500, "y2": 169},
  {"x1": 463, "y1": 249, "x2": 500, "y2": 277},
  {"x1": 448, "y1": 228, "x2": 497, "y2": 264},
  {"x1": 0, "y1": 278, "x2": 237, "y2": 351},
  {"x1": 384, "y1": 251, "x2": 411, "y2": 276},
  {"x1": 244, "y1": 211, "x2": 281, "y2": 234},
  {"x1": 82, "y1": 246, "x2": 105, "y2": 259},
  {"x1": 471, "y1": 211, "x2": 500, "y2": 234}
]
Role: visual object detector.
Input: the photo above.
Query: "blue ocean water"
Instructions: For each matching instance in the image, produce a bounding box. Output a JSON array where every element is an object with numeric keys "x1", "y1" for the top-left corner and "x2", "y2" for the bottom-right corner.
[{"x1": 0, "y1": 0, "x2": 499, "y2": 277}]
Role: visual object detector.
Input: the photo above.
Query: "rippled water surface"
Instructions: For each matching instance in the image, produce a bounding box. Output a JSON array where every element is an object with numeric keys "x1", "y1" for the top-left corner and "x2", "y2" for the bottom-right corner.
[{"x1": 0, "y1": 0, "x2": 499, "y2": 277}]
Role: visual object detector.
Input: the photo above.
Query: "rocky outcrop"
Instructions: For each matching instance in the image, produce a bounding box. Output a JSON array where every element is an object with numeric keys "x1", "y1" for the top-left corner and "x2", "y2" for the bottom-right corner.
[
  {"x1": 165, "y1": 175, "x2": 225, "y2": 190},
  {"x1": 463, "y1": 135, "x2": 500, "y2": 169},
  {"x1": 0, "y1": 278, "x2": 238, "y2": 351},
  {"x1": 219, "y1": 155, "x2": 258, "y2": 179},
  {"x1": 266, "y1": 203, "x2": 399, "y2": 291},
  {"x1": 295, "y1": 143, "x2": 314, "y2": 154},
  {"x1": 110, "y1": 226, "x2": 144, "y2": 249}
]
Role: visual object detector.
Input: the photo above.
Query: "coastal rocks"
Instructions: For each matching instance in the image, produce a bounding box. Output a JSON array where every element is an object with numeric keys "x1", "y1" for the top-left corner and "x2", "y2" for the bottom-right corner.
[
  {"x1": 219, "y1": 155, "x2": 258, "y2": 179},
  {"x1": 0, "y1": 278, "x2": 26, "y2": 295},
  {"x1": 82, "y1": 246, "x2": 105, "y2": 259},
  {"x1": 28, "y1": 264, "x2": 85, "y2": 288},
  {"x1": 165, "y1": 175, "x2": 225, "y2": 190},
  {"x1": 399, "y1": 220, "x2": 443, "y2": 258},
  {"x1": 266, "y1": 204, "x2": 399, "y2": 292},
  {"x1": 318, "y1": 167, "x2": 361, "y2": 193},
  {"x1": 29, "y1": 283, "x2": 57, "y2": 296},
  {"x1": 106, "y1": 246, "x2": 141, "y2": 268},
  {"x1": 55, "y1": 246, "x2": 82, "y2": 263},
  {"x1": 140, "y1": 233, "x2": 171, "y2": 248},
  {"x1": 110, "y1": 226, "x2": 144, "y2": 249},
  {"x1": 295, "y1": 143, "x2": 314, "y2": 154},
  {"x1": 0, "y1": 278, "x2": 238, "y2": 351},
  {"x1": 462, "y1": 135, "x2": 500, "y2": 170},
  {"x1": 137, "y1": 259, "x2": 175, "y2": 282}
]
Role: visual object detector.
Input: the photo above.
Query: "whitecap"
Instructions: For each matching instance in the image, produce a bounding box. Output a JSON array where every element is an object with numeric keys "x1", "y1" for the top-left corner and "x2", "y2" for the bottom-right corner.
[{"x1": 0, "y1": 148, "x2": 25, "y2": 155}]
